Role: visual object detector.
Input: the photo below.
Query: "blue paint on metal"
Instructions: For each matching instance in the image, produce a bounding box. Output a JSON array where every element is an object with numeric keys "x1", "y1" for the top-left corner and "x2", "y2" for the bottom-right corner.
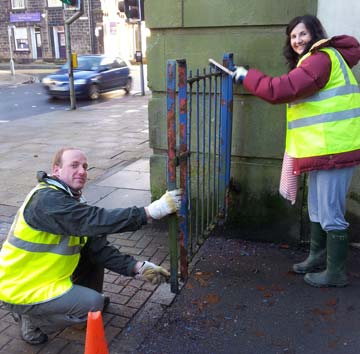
[
  {"x1": 166, "y1": 59, "x2": 178, "y2": 293},
  {"x1": 177, "y1": 59, "x2": 189, "y2": 279},
  {"x1": 166, "y1": 54, "x2": 234, "y2": 292},
  {"x1": 223, "y1": 53, "x2": 234, "y2": 220}
]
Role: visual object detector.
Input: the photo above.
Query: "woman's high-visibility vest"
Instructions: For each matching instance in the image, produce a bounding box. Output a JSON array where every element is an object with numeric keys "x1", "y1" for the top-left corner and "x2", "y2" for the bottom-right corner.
[
  {"x1": 0, "y1": 183, "x2": 87, "y2": 305},
  {"x1": 286, "y1": 47, "x2": 360, "y2": 158}
]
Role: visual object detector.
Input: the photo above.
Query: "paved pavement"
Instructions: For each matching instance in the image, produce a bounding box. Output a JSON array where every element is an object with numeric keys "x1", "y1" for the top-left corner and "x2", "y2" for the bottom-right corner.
[{"x1": 1, "y1": 67, "x2": 360, "y2": 354}]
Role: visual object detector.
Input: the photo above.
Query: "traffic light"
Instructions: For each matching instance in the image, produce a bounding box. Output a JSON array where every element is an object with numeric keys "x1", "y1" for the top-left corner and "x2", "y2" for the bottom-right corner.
[
  {"x1": 60, "y1": 0, "x2": 76, "y2": 5},
  {"x1": 124, "y1": 0, "x2": 144, "y2": 21},
  {"x1": 60, "y1": 0, "x2": 80, "y2": 9}
]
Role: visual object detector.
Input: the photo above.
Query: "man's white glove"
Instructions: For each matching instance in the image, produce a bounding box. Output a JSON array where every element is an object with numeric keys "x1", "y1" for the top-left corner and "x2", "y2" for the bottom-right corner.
[
  {"x1": 147, "y1": 189, "x2": 182, "y2": 219},
  {"x1": 233, "y1": 66, "x2": 248, "y2": 84},
  {"x1": 138, "y1": 261, "x2": 170, "y2": 285}
]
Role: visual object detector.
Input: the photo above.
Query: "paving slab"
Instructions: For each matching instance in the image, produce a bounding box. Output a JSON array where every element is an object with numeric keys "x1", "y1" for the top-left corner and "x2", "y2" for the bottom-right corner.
[{"x1": 98, "y1": 170, "x2": 150, "y2": 190}]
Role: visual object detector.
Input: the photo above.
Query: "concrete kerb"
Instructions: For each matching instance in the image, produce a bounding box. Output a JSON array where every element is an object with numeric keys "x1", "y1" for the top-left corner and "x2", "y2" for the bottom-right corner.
[
  {"x1": 110, "y1": 246, "x2": 207, "y2": 353},
  {"x1": 0, "y1": 70, "x2": 34, "y2": 86}
]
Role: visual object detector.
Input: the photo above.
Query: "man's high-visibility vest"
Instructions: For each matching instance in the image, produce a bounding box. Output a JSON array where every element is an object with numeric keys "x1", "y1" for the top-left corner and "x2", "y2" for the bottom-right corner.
[
  {"x1": 0, "y1": 183, "x2": 87, "y2": 305},
  {"x1": 286, "y1": 47, "x2": 360, "y2": 158}
]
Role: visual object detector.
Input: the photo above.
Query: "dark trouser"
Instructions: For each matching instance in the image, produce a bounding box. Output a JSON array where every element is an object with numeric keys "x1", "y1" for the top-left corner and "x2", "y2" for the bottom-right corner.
[
  {"x1": 3, "y1": 252, "x2": 105, "y2": 334},
  {"x1": 72, "y1": 251, "x2": 105, "y2": 293}
]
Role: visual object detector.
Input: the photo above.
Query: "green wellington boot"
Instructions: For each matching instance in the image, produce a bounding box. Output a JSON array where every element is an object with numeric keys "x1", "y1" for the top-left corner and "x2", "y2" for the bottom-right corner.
[
  {"x1": 304, "y1": 229, "x2": 348, "y2": 287},
  {"x1": 293, "y1": 222, "x2": 326, "y2": 274}
]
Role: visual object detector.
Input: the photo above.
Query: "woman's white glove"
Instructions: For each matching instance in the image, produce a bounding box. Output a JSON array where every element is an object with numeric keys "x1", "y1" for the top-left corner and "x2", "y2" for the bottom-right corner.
[
  {"x1": 147, "y1": 189, "x2": 182, "y2": 219},
  {"x1": 233, "y1": 66, "x2": 248, "y2": 84},
  {"x1": 138, "y1": 261, "x2": 170, "y2": 285}
]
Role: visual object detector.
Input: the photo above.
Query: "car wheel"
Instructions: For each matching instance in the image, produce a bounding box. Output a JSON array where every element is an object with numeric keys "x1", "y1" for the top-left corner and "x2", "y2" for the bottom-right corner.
[
  {"x1": 124, "y1": 77, "x2": 132, "y2": 95},
  {"x1": 88, "y1": 84, "x2": 100, "y2": 100}
]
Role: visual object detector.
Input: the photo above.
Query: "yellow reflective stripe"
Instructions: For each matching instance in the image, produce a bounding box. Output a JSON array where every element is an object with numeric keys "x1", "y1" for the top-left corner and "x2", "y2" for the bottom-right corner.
[
  {"x1": 7, "y1": 233, "x2": 82, "y2": 255},
  {"x1": 288, "y1": 107, "x2": 360, "y2": 129}
]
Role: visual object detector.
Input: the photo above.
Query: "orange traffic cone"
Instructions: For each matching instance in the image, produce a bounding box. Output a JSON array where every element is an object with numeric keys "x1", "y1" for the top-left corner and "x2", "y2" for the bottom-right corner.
[{"x1": 84, "y1": 311, "x2": 109, "y2": 354}]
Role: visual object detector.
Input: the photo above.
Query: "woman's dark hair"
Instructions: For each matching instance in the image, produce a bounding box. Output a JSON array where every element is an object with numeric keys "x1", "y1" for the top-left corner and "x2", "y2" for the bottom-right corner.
[{"x1": 283, "y1": 14, "x2": 327, "y2": 69}]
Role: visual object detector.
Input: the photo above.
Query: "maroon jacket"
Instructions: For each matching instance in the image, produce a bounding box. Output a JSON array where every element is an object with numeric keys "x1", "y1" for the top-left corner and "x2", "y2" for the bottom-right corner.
[{"x1": 243, "y1": 35, "x2": 360, "y2": 174}]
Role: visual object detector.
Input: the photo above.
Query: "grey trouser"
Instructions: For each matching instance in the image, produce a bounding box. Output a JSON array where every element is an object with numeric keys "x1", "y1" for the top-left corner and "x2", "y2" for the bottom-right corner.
[
  {"x1": 2, "y1": 255, "x2": 105, "y2": 334},
  {"x1": 308, "y1": 166, "x2": 355, "y2": 232}
]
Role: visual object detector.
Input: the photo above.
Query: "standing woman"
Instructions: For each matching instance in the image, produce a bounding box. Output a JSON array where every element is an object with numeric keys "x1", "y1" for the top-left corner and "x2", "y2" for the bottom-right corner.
[{"x1": 233, "y1": 14, "x2": 360, "y2": 287}]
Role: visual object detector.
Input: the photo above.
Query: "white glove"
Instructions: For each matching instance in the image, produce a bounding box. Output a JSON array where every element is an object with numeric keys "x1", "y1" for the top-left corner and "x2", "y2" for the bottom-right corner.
[
  {"x1": 147, "y1": 189, "x2": 181, "y2": 219},
  {"x1": 138, "y1": 261, "x2": 170, "y2": 285},
  {"x1": 233, "y1": 66, "x2": 248, "y2": 84}
]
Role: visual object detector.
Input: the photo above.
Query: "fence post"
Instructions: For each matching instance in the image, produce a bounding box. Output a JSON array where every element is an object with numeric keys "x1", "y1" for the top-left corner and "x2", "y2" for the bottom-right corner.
[
  {"x1": 223, "y1": 53, "x2": 234, "y2": 220},
  {"x1": 167, "y1": 59, "x2": 179, "y2": 293},
  {"x1": 177, "y1": 59, "x2": 189, "y2": 280}
]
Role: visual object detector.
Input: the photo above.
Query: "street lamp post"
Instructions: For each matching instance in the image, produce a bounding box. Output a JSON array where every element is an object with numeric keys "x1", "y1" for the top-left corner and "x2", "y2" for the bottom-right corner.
[{"x1": 8, "y1": 25, "x2": 16, "y2": 76}]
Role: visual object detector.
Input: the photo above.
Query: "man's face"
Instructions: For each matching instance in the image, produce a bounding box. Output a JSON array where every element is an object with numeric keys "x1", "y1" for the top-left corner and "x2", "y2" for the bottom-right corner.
[{"x1": 52, "y1": 149, "x2": 88, "y2": 191}]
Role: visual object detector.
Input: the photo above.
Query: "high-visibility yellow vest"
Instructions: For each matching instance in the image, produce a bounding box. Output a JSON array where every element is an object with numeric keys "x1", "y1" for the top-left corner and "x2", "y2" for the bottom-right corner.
[
  {"x1": 0, "y1": 183, "x2": 87, "y2": 305},
  {"x1": 286, "y1": 47, "x2": 360, "y2": 158}
]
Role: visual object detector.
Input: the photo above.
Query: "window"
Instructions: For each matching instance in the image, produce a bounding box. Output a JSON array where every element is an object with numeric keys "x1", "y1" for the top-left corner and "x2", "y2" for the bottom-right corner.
[
  {"x1": 14, "y1": 27, "x2": 29, "y2": 51},
  {"x1": 11, "y1": 0, "x2": 25, "y2": 9},
  {"x1": 47, "y1": 0, "x2": 62, "y2": 7},
  {"x1": 116, "y1": 58, "x2": 128, "y2": 68}
]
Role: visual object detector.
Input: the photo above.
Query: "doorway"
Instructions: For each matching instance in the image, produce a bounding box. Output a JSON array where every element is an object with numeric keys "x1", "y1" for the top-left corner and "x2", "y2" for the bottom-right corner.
[{"x1": 35, "y1": 27, "x2": 42, "y2": 59}]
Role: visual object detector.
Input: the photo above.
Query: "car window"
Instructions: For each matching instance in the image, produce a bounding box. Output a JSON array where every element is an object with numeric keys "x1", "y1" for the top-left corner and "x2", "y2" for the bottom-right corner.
[
  {"x1": 100, "y1": 57, "x2": 114, "y2": 66},
  {"x1": 116, "y1": 58, "x2": 128, "y2": 68},
  {"x1": 111, "y1": 60, "x2": 121, "y2": 69},
  {"x1": 61, "y1": 57, "x2": 102, "y2": 71},
  {"x1": 78, "y1": 57, "x2": 100, "y2": 71}
]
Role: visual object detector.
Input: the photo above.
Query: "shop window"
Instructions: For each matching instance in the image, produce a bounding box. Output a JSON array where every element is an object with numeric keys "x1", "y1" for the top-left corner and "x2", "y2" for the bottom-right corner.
[
  {"x1": 14, "y1": 27, "x2": 29, "y2": 51},
  {"x1": 47, "y1": 0, "x2": 62, "y2": 7},
  {"x1": 11, "y1": 0, "x2": 25, "y2": 9}
]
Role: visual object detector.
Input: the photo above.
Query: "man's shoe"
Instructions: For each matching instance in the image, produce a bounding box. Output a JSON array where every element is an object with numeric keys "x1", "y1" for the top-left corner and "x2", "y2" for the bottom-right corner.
[{"x1": 20, "y1": 315, "x2": 48, "y2": 345}]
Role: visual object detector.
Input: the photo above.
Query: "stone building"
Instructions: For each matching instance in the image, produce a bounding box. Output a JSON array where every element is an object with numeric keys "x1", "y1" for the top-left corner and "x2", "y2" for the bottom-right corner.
[{"x1": 0, "y1": 0, "x2": 103, "y2": 63}]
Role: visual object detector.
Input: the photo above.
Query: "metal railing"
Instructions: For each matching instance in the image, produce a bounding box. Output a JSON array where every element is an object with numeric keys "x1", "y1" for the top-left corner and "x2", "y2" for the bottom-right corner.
[{"x1": 167, "y1": 53, "x2": 234, "y2": 293}]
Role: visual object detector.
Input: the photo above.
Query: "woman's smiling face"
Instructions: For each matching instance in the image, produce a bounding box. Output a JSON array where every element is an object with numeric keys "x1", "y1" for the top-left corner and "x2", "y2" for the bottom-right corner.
[{"x1": 290, "y1": 22, "x2": 312, "y2": 55}]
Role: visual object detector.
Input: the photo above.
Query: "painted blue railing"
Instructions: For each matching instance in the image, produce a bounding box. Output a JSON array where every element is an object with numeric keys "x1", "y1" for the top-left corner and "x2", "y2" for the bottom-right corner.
[{"x1": 167, "y1": 53, "x2": 234, "y2": 293}]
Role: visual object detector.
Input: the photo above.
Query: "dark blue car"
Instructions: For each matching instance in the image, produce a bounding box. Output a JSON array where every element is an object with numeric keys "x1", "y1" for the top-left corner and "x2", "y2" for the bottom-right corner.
[{"x1": 42, "y1": 55, "x2": 132, "y2": 100}]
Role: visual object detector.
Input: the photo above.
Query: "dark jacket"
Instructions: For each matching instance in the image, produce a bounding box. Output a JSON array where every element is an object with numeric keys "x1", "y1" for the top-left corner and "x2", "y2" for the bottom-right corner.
[
  {"x1": 23, "y1": 172, "x2": 148, "y2": 276},
  {"x1": 243, "y1": 35, "x2": 360, "y2": 174}
]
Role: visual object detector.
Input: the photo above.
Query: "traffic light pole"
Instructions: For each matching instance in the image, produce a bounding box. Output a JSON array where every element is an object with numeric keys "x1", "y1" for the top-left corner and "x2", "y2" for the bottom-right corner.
[{"x1": 64, "y1": 3, "x2": 83, "y2": 110}]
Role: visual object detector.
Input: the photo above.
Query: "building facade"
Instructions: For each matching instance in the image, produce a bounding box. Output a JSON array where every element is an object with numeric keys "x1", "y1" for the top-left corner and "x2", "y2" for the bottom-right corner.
[
  {"x1": 0, "y1": 0, "x2": 147, "y2": 64},
  {"x1": 0, "y1": 0, "x2": 103, "y2": 63}
]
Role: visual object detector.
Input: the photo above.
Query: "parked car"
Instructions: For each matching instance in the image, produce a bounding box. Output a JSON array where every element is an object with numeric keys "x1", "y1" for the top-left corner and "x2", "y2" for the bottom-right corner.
[{"x1": 42, "y1": 55, "x2": 132, "y2": 100}]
